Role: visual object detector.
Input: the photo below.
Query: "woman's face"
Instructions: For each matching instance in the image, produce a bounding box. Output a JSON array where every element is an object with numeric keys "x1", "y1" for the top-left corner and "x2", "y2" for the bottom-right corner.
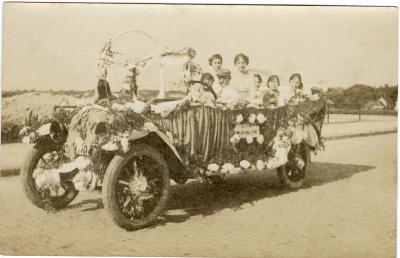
[
  {"x1": 235, "y1": 57, "x2": 248, "y2": 73},
  {"x1": 188, "y1": 50, "x2": 196, "y2": 59},
  {"x1": 211, "y1": 59, "x2": 222, "y2": 71},
  {"x1": 218, "y1": 76, "x2": 230, "y2": 88},
  {"x1": 202, "y1": 78, "x2": 214, "y2": 90},
  {"x1": 268, "y1": 78, "x2": 279, "y2": 90},
  {"x1": 289, "y1": 76, "x2": 301, "y2": 89}
]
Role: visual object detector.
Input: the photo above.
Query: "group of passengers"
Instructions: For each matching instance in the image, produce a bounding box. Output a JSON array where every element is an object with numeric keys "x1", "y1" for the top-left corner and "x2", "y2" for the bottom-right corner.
[{"x1": 182, "y1": 51, "x2": 315, "y2": 109}]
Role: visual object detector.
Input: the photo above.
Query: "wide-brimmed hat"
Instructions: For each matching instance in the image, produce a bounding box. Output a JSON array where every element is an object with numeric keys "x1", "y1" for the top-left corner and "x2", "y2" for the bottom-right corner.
[{"x1": 216, "y1": 68, "x2": 231, "y2": 78}]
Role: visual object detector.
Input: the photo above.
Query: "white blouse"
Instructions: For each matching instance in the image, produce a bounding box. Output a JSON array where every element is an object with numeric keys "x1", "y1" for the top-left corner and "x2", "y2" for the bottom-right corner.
[{"x1": 230, "y1": 70, "x2": 257, "y2": 99}]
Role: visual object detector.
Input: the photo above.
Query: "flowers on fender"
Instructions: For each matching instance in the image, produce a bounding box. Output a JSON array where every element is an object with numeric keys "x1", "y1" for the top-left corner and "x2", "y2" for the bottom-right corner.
[
  {"x1": 236, "y1": 114, "x2": 244, "y2": 124},
  {"x1": 248, "y1": 113, "x2": 256, "y2": 124},
  {"x1": 256, "y1": 113, "x2": 267, "y2": 124}
]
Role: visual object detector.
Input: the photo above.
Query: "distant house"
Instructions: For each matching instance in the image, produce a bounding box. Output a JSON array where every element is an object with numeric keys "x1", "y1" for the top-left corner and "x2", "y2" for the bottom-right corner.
[{"x1": 364, "y1": 99, "x2": 386, "y2": 110}]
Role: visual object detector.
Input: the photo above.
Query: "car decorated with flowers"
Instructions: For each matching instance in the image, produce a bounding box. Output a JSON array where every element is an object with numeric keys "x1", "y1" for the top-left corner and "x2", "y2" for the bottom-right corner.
[{"x1": 20, "y1": 31, "x2": 327, "y2": 230}]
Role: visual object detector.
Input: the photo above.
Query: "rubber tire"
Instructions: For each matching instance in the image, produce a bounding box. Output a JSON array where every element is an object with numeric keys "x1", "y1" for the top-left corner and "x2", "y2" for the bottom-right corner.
[
  {"x1": 277, "y1": 144, "x2": 308, "y2": 190},
  {"x1": 102, "y1": 144, "x2": 170, "y2": 231},
  {"x1": 21, "y1": 145, "x2": 79, "y2": 209}
]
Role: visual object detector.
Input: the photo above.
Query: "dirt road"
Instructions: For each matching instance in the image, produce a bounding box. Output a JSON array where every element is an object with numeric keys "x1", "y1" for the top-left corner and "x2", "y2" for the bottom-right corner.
[{"x1": 0, "y1": 134, "x2": 397, "y2": 257}]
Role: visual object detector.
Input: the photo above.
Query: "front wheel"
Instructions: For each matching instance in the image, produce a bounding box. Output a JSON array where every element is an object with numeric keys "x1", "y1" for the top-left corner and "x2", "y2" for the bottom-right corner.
[
  {"x1": 21, "y1": 146, "x2": 79, "y2": 210},
  {"x1": 277, "y1": 143, "x2": 309, "y2": 189},
  {"x1": 102, "y1": 144, "x2": 170, "y2": 230}
]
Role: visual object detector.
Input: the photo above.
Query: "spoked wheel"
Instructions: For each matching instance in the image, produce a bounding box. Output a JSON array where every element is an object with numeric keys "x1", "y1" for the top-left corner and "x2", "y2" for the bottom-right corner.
[
  {"x1": 102, "y1": 144, "x2": 170, "y2": 230},
  {"x1": 277, "y1": 143, "x2": 309, "y2": 189},
  {"x1": 21, "y1": 145, "x2": 79, "y2": 210}
]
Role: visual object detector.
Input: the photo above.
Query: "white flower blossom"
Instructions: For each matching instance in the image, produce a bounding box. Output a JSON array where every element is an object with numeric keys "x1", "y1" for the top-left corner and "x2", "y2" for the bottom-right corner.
[
  {"x1": 245, "y1": 135, "x2": 254, "y2": 144},
  {"x1": 240, "y1": 160, "x2": 251, "y2": 169},
  {"x1": 120, "y1": 136, "x2": 130, "y2": 153},
  {"x1": 256, "y1": 113, "x2": 267, "y2": 124},
  {"x1": 295, "y1": 157, "x2": 305, "y2": 170},
  {"x1": 19, "y1": 126, "x2": 31, "y2": 136},
  {"x1": 256, "y1": 160, "x2": 266, "y2": 171},
  {"x1": 256, "y1": 134, "x2": 264, "y2": 144},
  {"x1": 221, "y1": 163, "x2": 235, "y2": 174},
  {"x1": 230, "y1": 134, "x2": 241, "y2": 144},
  {"x1": 248, "y1": 113, "x2": 256, "y2": 124},
  {"x1": 236, "y1": 114, "x2": 244, "y2": 124},
  {"x1": 207, "y1": 163, "x2": 220, "y2": 172}
]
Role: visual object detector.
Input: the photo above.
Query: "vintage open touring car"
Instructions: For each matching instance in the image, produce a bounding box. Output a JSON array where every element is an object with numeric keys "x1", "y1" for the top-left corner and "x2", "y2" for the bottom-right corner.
[{"x1": 20, "y1": 31, "x2": 327, "y2": 230}]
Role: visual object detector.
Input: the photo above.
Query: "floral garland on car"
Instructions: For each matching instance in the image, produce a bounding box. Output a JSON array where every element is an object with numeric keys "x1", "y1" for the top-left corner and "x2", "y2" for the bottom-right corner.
[{"x1": 201, "y1": 109, "x2": 303, "y2": 177}]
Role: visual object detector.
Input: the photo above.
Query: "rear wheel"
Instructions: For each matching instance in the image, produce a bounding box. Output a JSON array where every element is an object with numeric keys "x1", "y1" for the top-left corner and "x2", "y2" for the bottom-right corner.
[
  {"x1": 21, "y1": 146, "x2": 78, "y2": 210},
  {"x1": 277, "y1": 144, "x2": 309, "y2": 189},
  {"x1": 102, "y1": 144, "x2": 170, "y2": 230}
]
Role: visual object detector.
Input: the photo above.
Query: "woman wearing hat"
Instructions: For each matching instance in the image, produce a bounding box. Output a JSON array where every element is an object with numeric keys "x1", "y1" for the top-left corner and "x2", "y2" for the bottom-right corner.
[{"x1": 216, "y1": 69, "x2": 240, "y2": 108}]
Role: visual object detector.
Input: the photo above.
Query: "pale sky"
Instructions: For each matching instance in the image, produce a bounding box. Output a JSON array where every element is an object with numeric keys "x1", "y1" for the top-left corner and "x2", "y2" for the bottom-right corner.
[{"x1": 2, "y1": 3, "x2": 398, "y2": 91}]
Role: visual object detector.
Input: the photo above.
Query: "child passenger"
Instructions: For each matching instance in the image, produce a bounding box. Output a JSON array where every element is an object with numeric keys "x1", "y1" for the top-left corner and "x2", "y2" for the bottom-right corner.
[{"x1": 184, "y1": 72, "x2": 216, "y2": 107}]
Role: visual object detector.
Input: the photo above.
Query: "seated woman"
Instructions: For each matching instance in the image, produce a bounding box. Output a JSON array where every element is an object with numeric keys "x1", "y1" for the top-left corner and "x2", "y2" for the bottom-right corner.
[
  {"x1": 262, "y1": 75, "x2": 280, "y2": 107},
  {"x1": 207, "y1": 54, "x2": 224, "y2": 96},
  {"x1": 215, "y1": 69, "x2": 240, "y2": 109},
  {"x1": 283, "y1": 73, "x2": 323, "y2": 151}
]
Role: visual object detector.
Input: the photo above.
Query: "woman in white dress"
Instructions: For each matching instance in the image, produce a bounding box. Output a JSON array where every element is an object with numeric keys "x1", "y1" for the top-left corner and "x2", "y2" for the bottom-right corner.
[
  {"x1": 230, "y1": 53, "x2": 257, "y2": 100},
  {"x1": 215, "y1": 69, "x2": 239, "y2": 108}
]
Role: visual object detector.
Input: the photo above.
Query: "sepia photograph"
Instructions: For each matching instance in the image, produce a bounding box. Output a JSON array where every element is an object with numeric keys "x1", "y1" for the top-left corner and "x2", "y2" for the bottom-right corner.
[{"x1": 0, "y1": 2, "x2": 398, "y2": 257}]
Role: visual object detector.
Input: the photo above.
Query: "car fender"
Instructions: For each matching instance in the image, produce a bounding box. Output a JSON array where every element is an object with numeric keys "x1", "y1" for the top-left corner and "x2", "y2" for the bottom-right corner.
[{"x1": 128, "y1": 129, "x2": 183, "y2": 163}]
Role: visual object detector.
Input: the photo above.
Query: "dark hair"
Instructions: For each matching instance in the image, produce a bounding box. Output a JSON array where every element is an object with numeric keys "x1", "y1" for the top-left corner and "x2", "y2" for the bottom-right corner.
[
  {"x1": 187, "y1": 47, "x2": 196, "y2": 58},
  {"x1": 200, "y1": 72, "x2": 215, "y2": 83},
  {"x1": 289, "y1": 73, "x2": 303, "y2": 89},
  {"x1": 254, "y1": 74, "x2": 262, "y2": 83},
  {"x1": 234, "y1": 53, "x2": 249, "y2": 65},
  {"x1": 208, "y1": 54, "x2": 223, "y2": 66},
  {"x1": 267, "y1": 75, "x2": 280, "y2": 87},
  {"x1": 200, "y1": 73, "x2": 216, "y2": 99}
]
